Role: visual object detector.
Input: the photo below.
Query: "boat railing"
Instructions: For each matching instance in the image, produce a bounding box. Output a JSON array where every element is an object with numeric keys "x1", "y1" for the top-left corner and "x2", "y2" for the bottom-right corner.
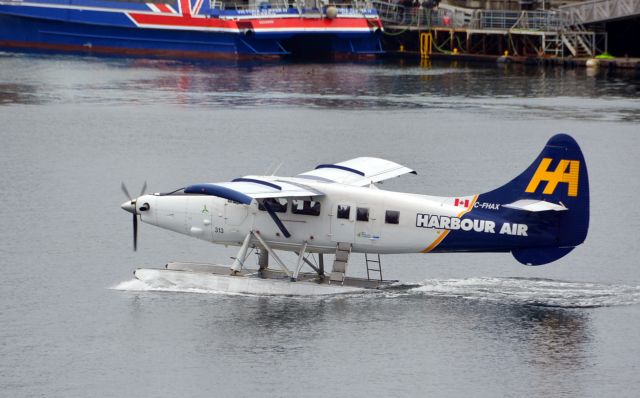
[
  {"x1": 474, "y1": 10, "x2": 564, "y2": 31},
  {"x1": 210, "y1": 0, "x2": 376, "y2": 12},
  {"x1": 372, "y1": 0, "x2": 567, "y2": 31}
]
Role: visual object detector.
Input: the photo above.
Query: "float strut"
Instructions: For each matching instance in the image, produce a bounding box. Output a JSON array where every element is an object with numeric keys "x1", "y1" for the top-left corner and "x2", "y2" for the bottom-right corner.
[
  {"x1": 230, "y1": 232, "x2": 253, "y2": 274},
  {"x1": 291, "y1": 241, "x2": 308, "y2": 281},
  {"x1": 252, "y1": 231, "x2": 292, "y2": 277},
  {"x1": 258, "y1": 249, "x2": 269, "y2": 270},
  {"x1": 293, "y1": 251, "x2": 322, "y2": 275}
]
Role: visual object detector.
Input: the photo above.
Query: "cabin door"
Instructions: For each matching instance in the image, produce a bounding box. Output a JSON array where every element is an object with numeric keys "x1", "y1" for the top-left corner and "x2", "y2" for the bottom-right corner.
[{"x1": 330, "y1": 202, "x2": 355, "y2": 243}]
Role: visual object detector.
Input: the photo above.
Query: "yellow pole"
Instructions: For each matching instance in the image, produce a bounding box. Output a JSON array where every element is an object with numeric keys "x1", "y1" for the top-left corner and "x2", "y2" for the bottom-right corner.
[{"x1": 420, "y1": 32, "x2": 433, "y2": 59}]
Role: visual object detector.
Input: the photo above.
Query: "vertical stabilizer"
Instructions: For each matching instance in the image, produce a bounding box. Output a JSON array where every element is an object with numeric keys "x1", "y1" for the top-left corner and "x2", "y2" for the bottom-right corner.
[{"x1": 480, "y1": 134, "x2": 589, "y2": 265}]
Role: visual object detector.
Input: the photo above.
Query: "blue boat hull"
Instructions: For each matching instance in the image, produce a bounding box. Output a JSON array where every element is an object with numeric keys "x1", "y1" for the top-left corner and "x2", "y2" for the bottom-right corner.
[
  {"x1": 0, "y1": 14, "x2": 289, "y2": 58},
  {"x1": 0, "y1": 2, "x2": 384, "y2": 59}
]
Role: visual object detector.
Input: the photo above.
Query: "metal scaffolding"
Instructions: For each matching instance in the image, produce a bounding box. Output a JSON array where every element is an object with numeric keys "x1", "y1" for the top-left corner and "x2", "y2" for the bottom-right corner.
[{"x1": 372, "y1": 1, "x2": 610, "y2": 57}]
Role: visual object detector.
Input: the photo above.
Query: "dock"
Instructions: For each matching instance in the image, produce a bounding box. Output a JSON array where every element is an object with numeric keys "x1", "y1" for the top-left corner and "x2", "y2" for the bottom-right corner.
[{"x1": 373, "y1": 0, "x2": 640, "y2": 69}]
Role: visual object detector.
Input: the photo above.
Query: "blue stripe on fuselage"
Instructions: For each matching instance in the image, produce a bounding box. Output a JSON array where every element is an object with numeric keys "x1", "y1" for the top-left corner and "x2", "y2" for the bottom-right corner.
[{"x1": 424, "y1": 206, "x2": 559, "y2": 253}]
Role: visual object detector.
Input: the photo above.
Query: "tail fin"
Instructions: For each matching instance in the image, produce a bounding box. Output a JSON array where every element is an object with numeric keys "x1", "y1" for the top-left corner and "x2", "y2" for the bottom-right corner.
[{"x1": 480, "y1": 134, "x2": 589, "y2": 265}]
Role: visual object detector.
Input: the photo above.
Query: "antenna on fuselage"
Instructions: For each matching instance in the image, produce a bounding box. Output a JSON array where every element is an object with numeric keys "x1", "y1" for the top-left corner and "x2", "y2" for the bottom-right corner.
[{"x1": 271, "y1": 162, "x2": 284, "y2": 176}]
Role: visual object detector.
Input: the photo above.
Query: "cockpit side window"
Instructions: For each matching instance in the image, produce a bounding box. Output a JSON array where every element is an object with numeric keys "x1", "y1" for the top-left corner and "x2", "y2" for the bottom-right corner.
[
  {"x1": 258, "y1": 198, "x2": 288, "y2": 213},
  {"x1": 292, "y1": 199, "x2": 321, "y2": 216}
]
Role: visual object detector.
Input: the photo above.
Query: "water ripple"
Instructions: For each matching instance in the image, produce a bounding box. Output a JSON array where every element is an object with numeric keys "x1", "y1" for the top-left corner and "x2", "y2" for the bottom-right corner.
[
  {"x1": 407, "y1": 277, "x2": 640, "y2": 308},
  {"x1": 111, "y1": 276, "x2": 640, "y2": 308}
]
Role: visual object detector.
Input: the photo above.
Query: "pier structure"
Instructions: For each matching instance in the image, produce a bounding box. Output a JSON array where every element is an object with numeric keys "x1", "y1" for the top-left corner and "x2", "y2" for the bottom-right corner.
[
  {"x1": 373, "y1": 0, "x2": 640, "y2": 60},
  {"x1": 559, "y1": 0, "x2": 640, "y2": 24}
]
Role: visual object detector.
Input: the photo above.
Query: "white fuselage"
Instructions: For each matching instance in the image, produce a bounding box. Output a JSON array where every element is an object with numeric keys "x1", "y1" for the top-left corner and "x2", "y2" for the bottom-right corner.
[{"x1": 135, "y1": 177, "x2": 480, "y2": 254}]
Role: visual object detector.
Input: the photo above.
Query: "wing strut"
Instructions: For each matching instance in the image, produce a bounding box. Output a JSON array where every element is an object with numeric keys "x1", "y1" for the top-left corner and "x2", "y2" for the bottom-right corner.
[{"x1": 263, "y1": 200, "x2": 292, "y2": 238}]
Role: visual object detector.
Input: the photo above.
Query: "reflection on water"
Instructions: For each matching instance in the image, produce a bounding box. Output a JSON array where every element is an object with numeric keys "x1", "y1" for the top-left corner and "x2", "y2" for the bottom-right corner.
[
  {"x1": 123, "y1": 272, "x2": 599, "y2": 391},
  {"x1": 523, "y1": 308, "x2": 588, "y2": 367},
  {"x1": 481, "y1": 304, "x2": 590, "y2": 370},
  {"x1": 0, "y1": 83, "x2": 41, "y2": 105},
  {"x1": 1, "y1": 53, "x2": 638, "y2": 121},
  {"x1": 175, "y1": 287, "x2": 592, "y2": 362},
  {"x1": 173, "y1": 292, "x2": 593, "y2": 396}
]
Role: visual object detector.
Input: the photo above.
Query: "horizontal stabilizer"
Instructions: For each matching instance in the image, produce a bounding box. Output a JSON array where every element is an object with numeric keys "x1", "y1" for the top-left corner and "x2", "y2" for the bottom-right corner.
[{"x1": 503, "y1": 199, "x2": 568, "y2": 212}]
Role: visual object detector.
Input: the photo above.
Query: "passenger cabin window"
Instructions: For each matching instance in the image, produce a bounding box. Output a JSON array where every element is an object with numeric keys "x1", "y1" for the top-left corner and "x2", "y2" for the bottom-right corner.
[
  {"x1": 292, "y1": 199, "x2": 321, "y2": 216},
  {"x1": 337, "y1": 205, "x2": 351, "y2": 220},
  {"x1": 356, "y1": 207, "x2": 369, "y2": 222},
  {"x1": 258, "y1": 198, "x2": 287, "y2": 213},
  {"x1": 385, "y1": 210, "x2": 400, "y2": 224}
]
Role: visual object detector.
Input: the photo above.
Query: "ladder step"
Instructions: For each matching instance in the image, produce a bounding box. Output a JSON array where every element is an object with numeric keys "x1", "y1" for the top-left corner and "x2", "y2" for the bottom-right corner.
[
  {"x1": 335, "y1": 250, "x2": 350, "y2": 262},
  {"x1": 365, "y1": 252, "x2": 383, "y2": 281},
  {"x1": 333, "y1": 260, "x2": 347, "y2": 273},
  {"x1": 329, "y1": 242, "x2": 352, "y2": 285},
  {"x1": 329, "y1": 271, "x2": 345, "y2": 281}
]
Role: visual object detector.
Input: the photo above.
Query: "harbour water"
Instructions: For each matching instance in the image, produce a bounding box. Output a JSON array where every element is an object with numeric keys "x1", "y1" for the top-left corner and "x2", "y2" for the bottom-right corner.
[{"x1": 1, "y1": 53, "x2": 640, "y2": 397}]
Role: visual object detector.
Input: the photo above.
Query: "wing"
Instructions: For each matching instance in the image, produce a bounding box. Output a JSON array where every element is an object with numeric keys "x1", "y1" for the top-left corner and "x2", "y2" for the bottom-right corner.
[
  {"x1": 296, "y1": 157, "x2": 416, "y2": 186},
  {"x1": 184, "y1": 177, "x2": 323, "y2": 205}
]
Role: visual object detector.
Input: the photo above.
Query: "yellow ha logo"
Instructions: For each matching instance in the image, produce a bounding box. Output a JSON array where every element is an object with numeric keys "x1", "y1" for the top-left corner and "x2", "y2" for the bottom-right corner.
[{"x1": 525, "y1": 158, "x2": 580, "y2": 197}]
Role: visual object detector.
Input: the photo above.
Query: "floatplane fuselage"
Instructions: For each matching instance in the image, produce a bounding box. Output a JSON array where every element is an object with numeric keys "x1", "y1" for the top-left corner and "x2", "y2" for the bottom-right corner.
[
  {"x1": 130, "y1": 181, "x2": 540, "y2": 255},
  {"x1": 121, "y1": 134, "x2": 589, "y2": 294}
]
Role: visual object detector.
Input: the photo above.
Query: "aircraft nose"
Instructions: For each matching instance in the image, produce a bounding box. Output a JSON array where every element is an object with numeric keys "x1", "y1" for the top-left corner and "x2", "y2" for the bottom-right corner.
[{"x1": 121, "y1": 200, "x2": 135, "y2": 214}]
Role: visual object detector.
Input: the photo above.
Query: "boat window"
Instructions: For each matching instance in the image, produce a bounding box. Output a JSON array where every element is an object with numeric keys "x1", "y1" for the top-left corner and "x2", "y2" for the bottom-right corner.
[
  {"x1": 356, "y1": 207, "x2": 369, "y2": 222},
  {"x1": 385, "y1": 210, "x2": 400, "y2": 224},
  {"x1": 258, "y1": 198, "x2": 288, "y2": 213},
  {"x1": 292, "y1": 199, "x2": 321, "y2": 216},
  {"x1": 337, "y1": 205, "x2": 351, "y2": 219}
]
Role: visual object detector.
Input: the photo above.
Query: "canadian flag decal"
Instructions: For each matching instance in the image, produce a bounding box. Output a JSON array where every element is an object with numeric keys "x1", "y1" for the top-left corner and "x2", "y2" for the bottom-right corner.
[{"x1": 454, "y1": 198, "x2": 469, "y2": 207}]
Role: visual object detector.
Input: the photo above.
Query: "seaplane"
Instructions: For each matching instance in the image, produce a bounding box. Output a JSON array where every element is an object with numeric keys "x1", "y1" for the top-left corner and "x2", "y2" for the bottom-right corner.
[{"x1": 121, "y1": 134, "x2": 589, "y2": 295}]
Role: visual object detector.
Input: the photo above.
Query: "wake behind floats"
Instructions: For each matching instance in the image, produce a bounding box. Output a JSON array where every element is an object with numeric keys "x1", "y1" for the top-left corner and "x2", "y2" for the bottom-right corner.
[
  {"x1": 121, "y1": 134, "x2": 589, "y2": 295},
  {"x1": 0, "y1": 0, "x2": 383, "y2": 59}
]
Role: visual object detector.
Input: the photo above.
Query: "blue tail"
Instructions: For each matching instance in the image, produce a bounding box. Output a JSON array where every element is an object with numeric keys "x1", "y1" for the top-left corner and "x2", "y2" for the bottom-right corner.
[{"x1": 479, "y1": 134, "x2": 589, "y2": 265}]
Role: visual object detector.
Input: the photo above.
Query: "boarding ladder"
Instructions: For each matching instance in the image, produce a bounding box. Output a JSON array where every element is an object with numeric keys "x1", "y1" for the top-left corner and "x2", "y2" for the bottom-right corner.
[
  {"x1": 329, "y1": 242, "x2": 352, "y2": 285},
  {"x1": 365, "y1": 253, "x2": 383, "y2": 282}
]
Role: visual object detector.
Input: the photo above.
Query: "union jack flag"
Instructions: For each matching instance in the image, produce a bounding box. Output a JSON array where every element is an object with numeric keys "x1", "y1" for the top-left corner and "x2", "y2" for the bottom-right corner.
[
  {"x1": 146, "y1": 0, "x2": 203, "y2": 15},
  {"x1": 130, "y1": 0, "x2": 222, "y2": 29}
]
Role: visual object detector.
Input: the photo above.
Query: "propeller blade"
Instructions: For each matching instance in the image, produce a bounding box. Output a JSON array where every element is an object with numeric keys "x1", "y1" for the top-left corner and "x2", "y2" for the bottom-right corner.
[
  {"x1": 121, "y1": 182, "x2": 132, "y2": 201},
  {"x1": 139, "y1": 180, "x2": 147, "y2": 197},
  {"x1": 122, "y1": 181, "x2": 146, "y2": 251},
  {"x1": 133, "y1": 212, "x2": 138, "y2": 251}
]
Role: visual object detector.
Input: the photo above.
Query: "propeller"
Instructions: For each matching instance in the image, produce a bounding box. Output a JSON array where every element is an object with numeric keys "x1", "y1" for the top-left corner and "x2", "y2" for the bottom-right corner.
[{"x1": 121, "y1": 181, "x2": 147, "y2": 251}]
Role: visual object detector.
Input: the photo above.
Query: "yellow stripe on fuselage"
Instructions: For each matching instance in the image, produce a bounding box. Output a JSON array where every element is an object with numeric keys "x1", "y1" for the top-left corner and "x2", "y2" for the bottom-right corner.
[{"x1": 421, "y1": 194, "x2": 479, "y2": 253}]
